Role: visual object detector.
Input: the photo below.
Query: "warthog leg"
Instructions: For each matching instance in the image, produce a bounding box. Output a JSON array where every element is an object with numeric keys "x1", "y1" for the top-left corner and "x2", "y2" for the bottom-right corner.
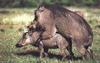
[
  {"x1": 59, "y1": 47, "x2": 70, "y2": 60},
  {"x1": 38, "y1": 41, "x2": 49, "y2": 58},
  {"x1": 76, "y1": 45, "x2": 93, "y2": 60},
  {"x1": 43, "y1": 48, "x2": 49, "y2": 57},
  {"x1": 58, "y1": 42, "x2": 70, "y2": 60},
  {"x1": 66, "y1": 38, "x2": 74, "y2": 59},
  {"x1": 85, "y1": 47, "x2": 94, "y2": 59},
  {"x1": 38, "y1": 41, "x2": 44, "y2": 59}
]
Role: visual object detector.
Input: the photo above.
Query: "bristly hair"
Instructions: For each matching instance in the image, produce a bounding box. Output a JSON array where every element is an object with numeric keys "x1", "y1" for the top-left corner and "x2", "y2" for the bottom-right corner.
[{"x1": 37, "y1": 3, "x2": 71, "y2": 17}]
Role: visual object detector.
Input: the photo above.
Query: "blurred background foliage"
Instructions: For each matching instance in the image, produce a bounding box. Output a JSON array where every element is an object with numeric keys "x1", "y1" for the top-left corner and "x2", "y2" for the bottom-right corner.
[
  {"x1": 0, "y1": 0, "x2": 100, "y2": 8},
  {"x1": 0, "y1": 0, "x2": 100, "y2": 63}
]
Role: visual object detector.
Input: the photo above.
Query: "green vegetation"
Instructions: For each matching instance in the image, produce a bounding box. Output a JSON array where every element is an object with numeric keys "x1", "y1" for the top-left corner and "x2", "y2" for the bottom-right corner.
[
  {"x1": 0, "y1": 0, "x2": 100, "y2": 8},
  {"x1": 0, "y1": 7, "x2": 100, "y2": 63}
]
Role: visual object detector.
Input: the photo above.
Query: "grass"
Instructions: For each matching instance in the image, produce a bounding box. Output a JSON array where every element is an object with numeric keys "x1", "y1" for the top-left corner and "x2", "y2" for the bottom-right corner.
[
  {"x1": 0, "y1": 8, "x2": 34, "y2": 25},
  {"x1": 0, "y1": 7, "x2": 100, "y2": 63}
]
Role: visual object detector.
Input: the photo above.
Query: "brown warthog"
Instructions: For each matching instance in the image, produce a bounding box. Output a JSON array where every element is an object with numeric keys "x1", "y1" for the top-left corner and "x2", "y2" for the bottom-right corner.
[
  {"x1": 16, "y1": 30, "x2": 69, "y2": 60},
  {"x1": 34, "y1": 3, "x2": 93, "y2": 59}
]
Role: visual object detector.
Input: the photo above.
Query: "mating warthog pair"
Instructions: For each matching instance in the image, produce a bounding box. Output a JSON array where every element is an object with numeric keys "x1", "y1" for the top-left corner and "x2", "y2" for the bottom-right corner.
[
  {"x1": 16, "y1": 3, "x2": 93, "y2": 60},
  {"x1": 33, "y1": 3, "x2": 93, "y2": 59}
]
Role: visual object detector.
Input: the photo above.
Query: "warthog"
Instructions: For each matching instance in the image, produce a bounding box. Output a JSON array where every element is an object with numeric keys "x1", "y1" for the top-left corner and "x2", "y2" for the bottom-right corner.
[
  {"x1": 16, "y1": 30, "x2": 69, "y2": 60},
  {"x1": 74, "y1": 11, "x2": 84, "y2": 17},
  {"x1": 34, "y1": 3, "x2": 93, "y2": 59}
]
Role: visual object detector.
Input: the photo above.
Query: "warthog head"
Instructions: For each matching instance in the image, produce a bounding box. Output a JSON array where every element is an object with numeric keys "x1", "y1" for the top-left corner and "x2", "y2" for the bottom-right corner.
[
  {"x1": 15, "y1": 20, "x2": 44, "y2": 48},
  {"x1": 16, "y1": 32, "x2": 40, "y2": 47},
  {"x1": 16, "y1": 32, "x2": 32, "y2": 48},
  {"x1": 15, "y1": 31, "x2": 40, "y2": 48}
]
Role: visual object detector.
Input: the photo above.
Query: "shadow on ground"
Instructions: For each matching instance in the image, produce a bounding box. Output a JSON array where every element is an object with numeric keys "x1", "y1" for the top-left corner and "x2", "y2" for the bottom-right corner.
[{"x1": 14, "y1": 49, "x2": 83, "y2": 61}]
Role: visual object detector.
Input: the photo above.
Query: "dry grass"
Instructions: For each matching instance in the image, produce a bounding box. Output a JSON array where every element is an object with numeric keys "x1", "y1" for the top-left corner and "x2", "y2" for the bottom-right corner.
[{"x1": 0, "y1": 7, "x2": 100, "y2": 63}]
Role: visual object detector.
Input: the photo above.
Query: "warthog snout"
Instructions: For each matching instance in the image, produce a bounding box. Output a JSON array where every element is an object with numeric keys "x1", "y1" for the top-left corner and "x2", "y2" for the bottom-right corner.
[
  {"x1": 15, "y1": 32, "x2": 34, "y2": 48},
  {"x1": 15, "y1": 44, "x2": 23, "y2": 48}
]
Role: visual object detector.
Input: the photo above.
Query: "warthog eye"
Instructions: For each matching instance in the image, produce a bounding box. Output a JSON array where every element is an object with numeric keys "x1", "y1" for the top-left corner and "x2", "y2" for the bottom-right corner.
[{"x1": 23, "y1": 32, "x2": 28, "y2": 38}]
